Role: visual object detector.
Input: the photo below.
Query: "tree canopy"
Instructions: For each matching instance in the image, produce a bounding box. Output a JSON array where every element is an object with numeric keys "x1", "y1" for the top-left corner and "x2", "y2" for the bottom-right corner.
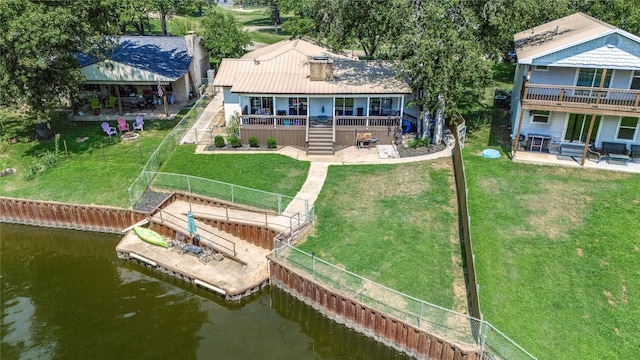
[
  {"x1": 199, "y1": 10, "x2": 252, "y2": 68},
  {"x1": 0, "y1": 0, "x2": 115, "y2": 121}
]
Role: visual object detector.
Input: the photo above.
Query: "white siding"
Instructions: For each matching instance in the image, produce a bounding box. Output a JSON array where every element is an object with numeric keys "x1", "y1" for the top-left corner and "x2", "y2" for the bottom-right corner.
[
  {"x1": 223, "y1": 87, "x2": 240, "y2": 126},
  {"x1": 529, "y1": 67, "x2": 576, "y2": 86}
]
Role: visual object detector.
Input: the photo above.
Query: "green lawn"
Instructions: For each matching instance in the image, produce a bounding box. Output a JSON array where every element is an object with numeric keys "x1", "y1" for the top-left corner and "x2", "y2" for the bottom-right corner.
[
  {"x1": 159, "y1": 145, "x2": 310, "y2": 198},
  {"x1": 0, "y1": 115, "x2": 176, "y2": 208},
  {"x1": 296, "y1": 159, "x2": 463, "y2": 309},
  {"x1": 463, "y1": 111, "x2": 640, "y2": 359}
]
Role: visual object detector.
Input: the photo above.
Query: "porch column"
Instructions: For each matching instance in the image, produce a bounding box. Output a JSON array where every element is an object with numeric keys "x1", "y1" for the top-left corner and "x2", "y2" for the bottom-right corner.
[
  {"x1": 366, "y1": 96, "x2": 370, "y2": 116},
  {"x1": 332, "y1": 96, "x2": 336, "y2": 142},
  {"x1": 115, "y1": 85, "x2": 123, "y2": 115},
  {"x1": 595, "y1": 69, "x2": 608, "y2": 105},
  {"x1": 273, "y1": 96, "x2": 276, "y2": 126},
  {"x1": 580, "y1": 114, "x2": 598, "y2": 166},
  {"x1": 305, "y1": 98, "x2": 310, "y2": 143},
  {"x1": 399, "y1": 95, "x2": 404, "y2": 118},
  {"x1": 512, "y1": 106, "x2": 525, "y2": 157}
]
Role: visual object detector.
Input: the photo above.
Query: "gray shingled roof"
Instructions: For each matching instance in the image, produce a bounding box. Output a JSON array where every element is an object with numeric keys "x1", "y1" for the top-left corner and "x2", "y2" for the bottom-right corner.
[{"x1": 77, "y1": 36, "x2": 191, "y2": 80}]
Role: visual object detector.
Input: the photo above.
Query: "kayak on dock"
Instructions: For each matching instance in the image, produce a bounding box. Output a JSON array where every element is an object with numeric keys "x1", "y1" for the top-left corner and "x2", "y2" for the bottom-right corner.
[{"x1": 133, "y1": 227, "x2": 167, "y2": 248}]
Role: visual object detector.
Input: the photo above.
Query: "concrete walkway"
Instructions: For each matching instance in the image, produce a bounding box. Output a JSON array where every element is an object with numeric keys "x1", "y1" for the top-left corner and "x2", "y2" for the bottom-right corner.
[{"x1": 179, "y1": 91, "x2": 225, "y2": 145}]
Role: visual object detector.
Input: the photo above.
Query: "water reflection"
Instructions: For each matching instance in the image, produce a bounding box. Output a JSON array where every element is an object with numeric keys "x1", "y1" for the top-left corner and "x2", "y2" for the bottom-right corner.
[{"x1": 1, "y1": 224, "x2": 409, "y2": 359}]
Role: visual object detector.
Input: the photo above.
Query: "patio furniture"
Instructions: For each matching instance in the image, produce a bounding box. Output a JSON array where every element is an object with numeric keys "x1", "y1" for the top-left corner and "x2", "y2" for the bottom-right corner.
[
  {"x1": 133, "y1": 116, "x2": 144, "y2": 131},
  {"x1": 117, "y1": 118, "x2": 130, "y2": 133},
  {"x1": 559, "y1": 142, "x2": 584, "y2": 158},
  {"x1": 587, "y1": 144, "x2": 605, "y2": 163},
  {"x1": 101, "y1": 122, "x2": 117, "y2": 137},
  {"x1": 527, "y1": 133, "x2": 550, "y2": 152},
  {"x1": 170, "y1": 231, "x2": 186, "y2": 252},
  {"x1": 356, "y1": 132, "x2": 377, "y2": 149},
  {"x1": 631, "y1": 145, "x2": 640, "y2": 163},
  {"x1": 90, "y1": 98, "x2": 102, "y2": 112},
  {"x1": 198, "y1": 242, "x2": 215, "y2": 264},
  {"x1": 602, "y1": 141, "x2": 629, "y2": 165},
  {"x1": 105, "y1": 96, "x2": 116, "y2": 110}
]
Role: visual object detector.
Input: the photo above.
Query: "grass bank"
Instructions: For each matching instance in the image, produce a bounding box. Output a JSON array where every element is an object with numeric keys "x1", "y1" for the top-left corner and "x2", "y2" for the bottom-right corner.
[
  {"x1": 462, "y1": 94, "x2": 640, "y2": 358},
  {"x1": 296, "y1": 159, "x2": 464, "y2": 309}
]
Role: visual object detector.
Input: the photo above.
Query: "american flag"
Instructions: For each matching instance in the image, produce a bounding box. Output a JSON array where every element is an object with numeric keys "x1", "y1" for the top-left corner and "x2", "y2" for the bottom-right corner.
[{"x1": 157, "y1": 82, "x2": 163, "y2": 97}]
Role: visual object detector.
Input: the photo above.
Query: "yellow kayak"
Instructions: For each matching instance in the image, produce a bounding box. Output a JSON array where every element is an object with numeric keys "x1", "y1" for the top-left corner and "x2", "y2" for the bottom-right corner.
[{"x1": 133, "y1": 227, "x2": 167, "y2": 248}]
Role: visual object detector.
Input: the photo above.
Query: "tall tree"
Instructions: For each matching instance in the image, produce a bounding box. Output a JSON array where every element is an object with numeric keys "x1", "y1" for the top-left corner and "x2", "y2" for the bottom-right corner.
[
  {"x1": 200, "y1": 10, "x2": 252, "y2": 68},
  {"x1": 574, "y1": 0, "x2": 640, "y2": 36},
  {"x1": 153, "y1": 0, "x2": 195, "y2": 35},
  {"x1": 396, "y1": 0, "x2": 490, "y2": 142},
  {"x1": 0, "y1": 0, "x2": 115, "y2": 122}
]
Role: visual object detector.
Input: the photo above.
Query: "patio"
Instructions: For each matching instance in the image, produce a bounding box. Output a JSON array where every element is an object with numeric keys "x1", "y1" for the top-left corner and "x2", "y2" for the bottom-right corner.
[
  {"x1": 67, "y1": 101, "x2": 190, "y2": 122},
  {"x1": 514, "y1": 150, "x2": 640, "y2": 174}
]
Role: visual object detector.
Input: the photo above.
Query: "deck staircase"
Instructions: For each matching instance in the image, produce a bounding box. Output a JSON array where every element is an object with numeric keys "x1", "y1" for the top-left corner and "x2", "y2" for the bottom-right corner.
[{"x1": 307, "y1": 127, "x2": 334, "y2": 155}]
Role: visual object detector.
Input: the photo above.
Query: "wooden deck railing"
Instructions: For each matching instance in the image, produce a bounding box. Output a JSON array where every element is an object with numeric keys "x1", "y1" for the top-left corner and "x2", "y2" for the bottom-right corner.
[
  {"x1": 241, "y1": 115, "x2": 402, "y2": 128},
  {"x1": 523, "y1": 84, "x2": 640, "y2": 112}
]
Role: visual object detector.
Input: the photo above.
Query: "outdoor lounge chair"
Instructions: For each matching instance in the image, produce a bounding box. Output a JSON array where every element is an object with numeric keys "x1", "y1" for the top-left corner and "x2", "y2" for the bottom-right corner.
[
  {"x1": 198, "y1": 242, "x2": 215, "y2": 264},
  {"x1": 170, "y1": 231, "x2": 186, "y2": 252},
  {"x1": 117, "y1": 118, "x2": 130, "y2": 133},
  {"x1": 630, "y1": 145, "x2": 640, "y2": 163},
  {"x1": 101, "y1": 122, "x2": 117, "y2": 137},
  {"x1": 105, "y1": 96, "x2": 116, "y2": 110},
  {"x1": 133, "y1": 116, "x2": 144, "y2": 131},
  {"x1": 90, "y1": 98, "x2": 102, "y2": 112}
]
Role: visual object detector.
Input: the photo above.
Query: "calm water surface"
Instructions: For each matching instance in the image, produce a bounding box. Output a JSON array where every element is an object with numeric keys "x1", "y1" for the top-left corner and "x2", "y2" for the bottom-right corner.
[{"x1": 1, "y1": 224, "x2": 410, "y2": 359}]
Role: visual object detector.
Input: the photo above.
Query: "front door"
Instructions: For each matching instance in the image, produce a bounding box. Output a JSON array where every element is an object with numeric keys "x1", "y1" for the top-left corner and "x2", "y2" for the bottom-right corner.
[{"x1": 564, "y1": 114, "x2": 601, "y2": 143}]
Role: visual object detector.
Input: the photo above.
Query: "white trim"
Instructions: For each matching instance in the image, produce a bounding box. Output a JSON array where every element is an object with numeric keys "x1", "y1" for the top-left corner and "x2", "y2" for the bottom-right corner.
[
  {"x1": 630, "y1": 70, "x2": 640, "y2": 90},
  {"x1": 530, "y1": 110, "x2": 551, "y2": 124},
  {"x1": 615, "y1": 116, "x2": 639, "y2": 142},
  {"x1": 520, "y1": 28, "x2": 640, "y2": 64},
  {"x1": 533, "y1": 65, "x2": 549, "y2": 72}
]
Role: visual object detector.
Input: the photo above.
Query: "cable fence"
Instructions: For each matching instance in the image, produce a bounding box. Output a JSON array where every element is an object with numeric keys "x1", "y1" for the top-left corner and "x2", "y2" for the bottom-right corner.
[
  {"x1": 128, "y1": 96, "x2": 211, "y2": 209},
  {"x1": 272, "y1": 241, "x2": 536, "y2": 359}
]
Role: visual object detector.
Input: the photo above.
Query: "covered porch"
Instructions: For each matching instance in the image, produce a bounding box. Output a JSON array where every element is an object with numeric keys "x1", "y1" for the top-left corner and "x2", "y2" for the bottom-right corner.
[{"x1": 514, "y1": 150, "x2": 640, "y2": 174}]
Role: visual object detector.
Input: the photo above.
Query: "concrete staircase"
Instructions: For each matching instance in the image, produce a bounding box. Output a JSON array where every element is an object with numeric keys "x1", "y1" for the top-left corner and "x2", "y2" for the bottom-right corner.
[{"x1": 307, "y1": 127, "x2": 334, "y2": 155}]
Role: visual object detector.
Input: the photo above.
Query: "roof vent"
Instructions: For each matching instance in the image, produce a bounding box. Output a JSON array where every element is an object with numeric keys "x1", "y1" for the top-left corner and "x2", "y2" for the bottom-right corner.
[
  {"x1": 606, "y1": 35, "x2": 619, "y2": 48},
  {"x1": 309, "y1": 56, "x2": 333, "y2": 81}
]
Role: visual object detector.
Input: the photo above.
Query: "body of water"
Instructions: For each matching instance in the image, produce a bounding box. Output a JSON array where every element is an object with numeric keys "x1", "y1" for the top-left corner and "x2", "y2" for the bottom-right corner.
[{"x1": 1, "y1": 224, "x2": 409, "y2": 359}]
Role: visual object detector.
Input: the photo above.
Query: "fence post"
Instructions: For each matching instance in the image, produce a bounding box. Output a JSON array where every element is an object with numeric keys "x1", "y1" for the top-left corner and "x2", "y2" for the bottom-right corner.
[
  {"x1": 419, "y1": 302, "x2": 424, "y2": 327},
  {"x1": 231, "y1": 184, "x2": 235, "y2": 204},
  {"x1": 277, "y1": 195, "x2": 282, "y2": 214},
  {"x1": 159, "y1": 209, "x2": 163, "y2": 223},
  {"x1": 312, "y1": 252, "x2": 316, "y2": 279},
  {"x1": 128, "y1": 187, "x2": 134, "y2": 209},
  {"x1": 480, "y1": 321, "x2": 488, "y2": 359},
  {"x1": 187, "y1": 176, "x2": 191, "y2": 194}
]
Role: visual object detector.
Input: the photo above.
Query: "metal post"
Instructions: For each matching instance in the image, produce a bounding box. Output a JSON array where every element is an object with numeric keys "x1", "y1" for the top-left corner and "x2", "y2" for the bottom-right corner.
[
  {"x1": 419, "y1": 303, "x2": 424, "y2": 327},
  {"x1": 265, "y1": 212, "x2": 268, "y2": 227},
  {"x1": 187, "y1": 175, "x2": 191, "y2": 194},
  {"x1": 128, "y1": 188, "x2": 134, "y2": 209},
  {"x1": 277, "y1": 195, "x2": 282, "y2": 214},
  {"x1": 312, "y1": 252, "x2": 316, "y2": 279},
  {"x1": 159, "y1": 210, "x2": 163, "y2": 223},
  {"x1": 225, "y1": 206, "x2": 229, "y2": 221},
  {"x1": 231, "y1": 184, "x2": 235, "y2": 204}
]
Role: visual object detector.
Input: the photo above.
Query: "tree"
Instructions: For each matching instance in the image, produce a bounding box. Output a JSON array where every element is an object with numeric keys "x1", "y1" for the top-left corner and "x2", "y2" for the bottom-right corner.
[
  {"x1": 0, "y1": 0, "x2": 115, "y2": 122},
  {"x1": 200, "y1": 10, "x2": 252, "y2": 68},
  {"x1": 114, "y1": 0, "x2": 154, "y2": 35},
  {"x1": 395, "y1": 0, "x2": 490, "y2": 143},
  {"x1": 575, "y1": 0, "x2": 640, "y2": 36},
  {"x1": 153, "y1": 0, "x2": 195, "y2": 35}
]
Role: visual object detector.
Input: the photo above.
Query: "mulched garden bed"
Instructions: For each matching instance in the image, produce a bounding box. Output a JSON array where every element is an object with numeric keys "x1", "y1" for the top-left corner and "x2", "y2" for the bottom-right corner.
[
  {"x1": 205, "y1": 144, "x2": 281, "y2": 151},
  {"x1": 396, "y1": 143, "x2": 447, "y2": 158}
]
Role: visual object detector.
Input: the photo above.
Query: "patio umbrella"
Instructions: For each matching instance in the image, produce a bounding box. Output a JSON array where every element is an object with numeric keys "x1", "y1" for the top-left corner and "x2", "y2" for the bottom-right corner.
[{"x1": 187, "y1": 211, "x2": 197, "y2": 236}]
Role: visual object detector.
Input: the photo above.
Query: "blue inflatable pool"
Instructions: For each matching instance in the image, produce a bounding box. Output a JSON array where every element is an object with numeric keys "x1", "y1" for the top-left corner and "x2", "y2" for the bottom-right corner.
[{"x1": 481, "y1": 149, "x2": 501, "y2": 159}]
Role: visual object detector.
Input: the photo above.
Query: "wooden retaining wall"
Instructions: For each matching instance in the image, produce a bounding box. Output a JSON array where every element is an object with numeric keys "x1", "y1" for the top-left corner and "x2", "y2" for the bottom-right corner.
[
  {"x1": 269, "y1": 260, "x2": 479, "y2": 360},
  {"x1": 0, "y1": 197, "x2": 147, "y2": 234},
  {"x1": 197, "y1": 217, "x2": 277, "y2": 250}
]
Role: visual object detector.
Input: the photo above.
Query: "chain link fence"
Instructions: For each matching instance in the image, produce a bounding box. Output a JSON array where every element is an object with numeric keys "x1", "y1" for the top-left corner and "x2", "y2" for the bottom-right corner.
[{"x1": 273, "y1": 241, "x2": 536, "y2": 359}]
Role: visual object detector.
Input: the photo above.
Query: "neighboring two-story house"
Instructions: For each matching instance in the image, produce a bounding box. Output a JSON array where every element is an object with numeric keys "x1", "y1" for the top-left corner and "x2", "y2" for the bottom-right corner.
[
  {"x1": 212, "y1": 39, "x2": 418, "y2": 155},
  {"x1": 510, "y1": 12, "x2": 640, "y2": 165}
]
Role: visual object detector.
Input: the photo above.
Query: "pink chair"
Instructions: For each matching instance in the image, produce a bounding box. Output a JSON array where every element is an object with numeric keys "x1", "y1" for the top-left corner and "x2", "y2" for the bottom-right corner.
[
  {"x1": 101, "y1": 122, "x2": 117, "y2": 137},
  {"x1": 133, "y1": 115, "x2": 144, "y2": 131},
  {"x1": 117, "y1": 118, "x2": 130, "y2": 133}
]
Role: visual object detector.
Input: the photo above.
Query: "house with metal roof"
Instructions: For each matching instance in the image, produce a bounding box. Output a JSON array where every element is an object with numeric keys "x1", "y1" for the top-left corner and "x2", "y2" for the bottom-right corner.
[
  {"x1": 212, "y1": 39, "x2": 417, "y2": 155},
  {"x1": 510, "y1": 12, "x2": 640, "y2": 166},
  {"x1": 77, "y1": 33, "x2": 209, "y2": 115}
]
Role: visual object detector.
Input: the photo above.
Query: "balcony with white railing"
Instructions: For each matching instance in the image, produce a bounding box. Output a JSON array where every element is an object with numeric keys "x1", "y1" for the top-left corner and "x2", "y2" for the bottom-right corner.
[
  {"x1": 240, "y1": 115, "x2": 401, "y2": 128},
  {"x1": 523, "y1": 84, "x2": 640, "y2": 115}
]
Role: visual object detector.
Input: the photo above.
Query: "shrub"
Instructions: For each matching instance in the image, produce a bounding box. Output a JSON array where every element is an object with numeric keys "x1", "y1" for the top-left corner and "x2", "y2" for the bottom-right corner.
[
  {"x1": 214, "y1": 135, "x2": 225, "y2": 148},
  {"x1": 248, "y1": 136, "x2": 260, "y2": 147},
  {"x1": 27, "y1": 150, "x2": 59, "y2": 180},
  {"x1": 228, "y1": 135, "x2": 242, "y2": 148},
  {"x1": 408, "y1": 137, "x2": 430, "y2": 148},
  {"x1": 267, "y1": 137, "x2": 277, "y2": 149},
  {"x1": 226, "y1": 112, "x2": 240, "y2": 137}
]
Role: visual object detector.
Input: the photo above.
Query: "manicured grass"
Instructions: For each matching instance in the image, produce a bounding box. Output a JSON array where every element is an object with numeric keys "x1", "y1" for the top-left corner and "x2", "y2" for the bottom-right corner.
[
  {"x1": 0, "y1": 116, "x2": 176, "y2": 208},
  {"x1": 249, "y1": 29, "x2": 290, "y2": 45},
  {"x1": 462, "y1": 110, "x2": 640, "y2": 358},
  {"x1": 296, "y1": 160, "x2": 463, "y2": 309},
  {"x1": 158, "y1": 145, "x2": 310, "y2": 198}
]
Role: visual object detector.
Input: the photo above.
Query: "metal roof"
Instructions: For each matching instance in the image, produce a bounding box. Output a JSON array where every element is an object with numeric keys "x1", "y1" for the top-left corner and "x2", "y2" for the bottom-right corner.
[
  {"x1": 77, "y1": 36, "x2": 191, "y2": 80},
  {"x1": 214, "y1": 39, "x2": 411, "y2": 95}
]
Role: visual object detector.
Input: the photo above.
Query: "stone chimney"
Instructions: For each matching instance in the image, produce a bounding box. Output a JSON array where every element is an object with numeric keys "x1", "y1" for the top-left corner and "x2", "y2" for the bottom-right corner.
[
  {"x1": 309, "y1": 56, "x2": 333, "y2": 81},
  {"x1": 185, "y1": 31, "x2": 196, "y2": 57}
]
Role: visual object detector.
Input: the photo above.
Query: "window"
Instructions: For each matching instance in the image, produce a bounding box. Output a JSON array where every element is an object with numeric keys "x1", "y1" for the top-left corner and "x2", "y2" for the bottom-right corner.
[
  {"x1": 288, "y1": 97, "x2": 307, "y2": 115},
  {"x1": 564, "y1": 114, "x2": 601, "y2": 143},
  {"x1": 631, "y1": 70, "x2": 640, "y2": 90},
  {"x1": 531, "y1": 110, "x2": 550, "y2": 123},
  {"x1": 335, "y1": 97, "x2": 354, "y2": 115},
  {"x1": 575, "y1": 68, "x2": 611, "y2": 96},
  {"x1": 369, "y1": 97, "x2": 393, "y2": 116},
  {"x1": 616, "y1": 117, "x2": 638, "y2": 141},
  {"x1": 533, "y1": 65, "x2": 548, "y2": 71},
  {"x1": 250, "y1": 96, "x2": 273, "y2": 114}
]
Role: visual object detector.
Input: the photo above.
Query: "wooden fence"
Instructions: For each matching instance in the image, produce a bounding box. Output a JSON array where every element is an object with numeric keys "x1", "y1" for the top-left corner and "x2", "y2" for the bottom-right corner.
[
  {"x1": 0, "y1": 197, "x2": 147, "y2": 234},
  {"x1": 269, "y1": 260, "x2": 479, "y2": 360},
  {"x1": 451, "y1": 122, "x2": 481, "y2": 321}
]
